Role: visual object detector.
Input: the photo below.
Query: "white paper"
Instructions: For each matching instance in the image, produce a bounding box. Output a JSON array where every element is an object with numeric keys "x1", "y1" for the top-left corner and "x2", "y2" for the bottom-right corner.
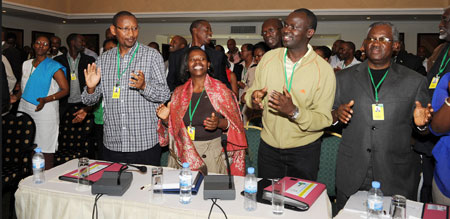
[{"x1": 162, "y1": 170, "x2": 199, "y2": 189}]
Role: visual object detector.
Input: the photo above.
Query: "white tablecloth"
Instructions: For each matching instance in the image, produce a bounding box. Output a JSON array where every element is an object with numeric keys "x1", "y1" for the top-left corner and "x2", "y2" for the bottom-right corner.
[
  {"x1": 15, "y1": 159, "x2": 332, "y2": 219},
  {"x1": 334, "y1": 191, "x2": 424, "y2": 219}
]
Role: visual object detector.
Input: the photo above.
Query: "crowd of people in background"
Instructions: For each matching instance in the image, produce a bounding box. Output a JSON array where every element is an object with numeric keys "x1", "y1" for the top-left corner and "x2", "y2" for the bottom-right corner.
[{"x1": 2, "y1": 6, "x2": 450, "y2": 214}]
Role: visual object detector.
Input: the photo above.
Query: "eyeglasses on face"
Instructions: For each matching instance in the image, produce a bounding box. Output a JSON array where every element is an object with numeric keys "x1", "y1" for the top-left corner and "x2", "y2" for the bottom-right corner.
[
  {"x1": 115, "y1": 26, "x2": 139, "y2": 33},
  {"x1": 35, "y1": 41, "x2": 49, "y2": 46},
  {"x1": 261, "y1": 28, "x2": 280, "y2": 36},
  {"x1": 365, "y1": 36, "x2": 393, "y2": 43}
]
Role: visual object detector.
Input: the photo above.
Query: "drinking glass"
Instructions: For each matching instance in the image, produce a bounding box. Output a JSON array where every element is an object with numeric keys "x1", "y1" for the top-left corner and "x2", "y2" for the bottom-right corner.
[
  {"x1": 76, "y1": 157, "x2": 90, "y2": 191},
  {"x1": 389, "y1": 195, "x2": 406, "y2": 219},
  {"x1": 271, "y1": 178, "x2": 285, "y2": 215},
  {"x1": 151, "y1": 167, "x2": 163, "y2": 202}
]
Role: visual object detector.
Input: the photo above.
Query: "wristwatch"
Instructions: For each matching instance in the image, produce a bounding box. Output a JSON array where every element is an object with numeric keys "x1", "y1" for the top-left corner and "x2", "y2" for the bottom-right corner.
[{"x1": 289, "y1": 107, "x2": 299, "y2": 120}]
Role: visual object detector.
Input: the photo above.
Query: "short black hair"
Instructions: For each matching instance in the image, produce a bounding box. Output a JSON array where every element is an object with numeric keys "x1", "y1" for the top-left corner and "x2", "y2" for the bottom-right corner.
[
  {"x1": 103, "y1": 38, "x2": 118, "y2": 48},
  {"x1": 112, "y1": 11, "x2": 136, "y2": 26},
  {"x1": 242, "y1": 43, "x2": 254, "y2": 53},
  {"x1": 344, "y1": 41, "x2": 356, "y2": 52},
  {"x1": 66, "y1": 33, "x2": 79, "y2": 47},
  {"x1": 190, "y1": 20, "x2": 208, "y2": 34},
  {"x1": 6, "y1": 32, "x2": 17, "y2": 40},
  {"x1": 293, "y1": 8, "x2": 317, "y2": 31},
  {"x1": 315, "y1": 46, "x2": 332, "y2": 59},
  {"x1": 215, "y1": 45, "x2": 225, "y2": 53},
  {"x1": 253, "y1": 41, "x2": 271, "y2": 55}
]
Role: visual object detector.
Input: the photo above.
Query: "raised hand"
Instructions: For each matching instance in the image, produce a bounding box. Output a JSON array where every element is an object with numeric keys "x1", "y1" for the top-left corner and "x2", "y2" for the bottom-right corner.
[
  {"x1": 129, "y1": 70, "x2": 146, "y2": 90},
  {"x1": 35, "y1": 97, "x2": 46, "y2": 112},
  {"x1": 333, "y1": 100, "x2": 355, "y2": 124},
  {"x1": 251, "y1": 87, "x2": 268, "y2": 110},
  {"x1": 268, "y1": 86, "x2": 296, "y2": 117},
  {"x1": 204, "y1": 112, "x2": 220, "y2": 131},
  {"x1": 156, "y1": 103, "x2": 171, "y2": 123},
  {"x1": 413, "y1": 101, "x2": 433, "y2": 127},
  {"x1": 84, "y1": 63, "x2": 101, "y2": 92}
]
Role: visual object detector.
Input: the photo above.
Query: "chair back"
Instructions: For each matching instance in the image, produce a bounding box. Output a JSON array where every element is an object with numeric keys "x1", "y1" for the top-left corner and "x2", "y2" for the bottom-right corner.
[
  {"x1": 317, "y1": 131, "x2": 341, "y2": 198},
  {"x1": 55, "y1": 106, "x2": 94, "y2": 165},
  {"x1": 244, "y1": 125, "x2": 262, "y2": 177},
  {"x1": 2, "y1": 111, "x2": 36, "y2": 188}
]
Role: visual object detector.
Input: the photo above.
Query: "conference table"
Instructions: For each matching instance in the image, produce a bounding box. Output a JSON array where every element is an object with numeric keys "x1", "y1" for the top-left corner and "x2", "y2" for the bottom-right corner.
[{"x1": 15, "y1": 159, "x2": 332, "y2": 219}]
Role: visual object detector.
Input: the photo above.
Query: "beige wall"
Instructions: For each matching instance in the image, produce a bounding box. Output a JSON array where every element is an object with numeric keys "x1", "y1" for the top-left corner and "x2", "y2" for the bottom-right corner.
[
  {"x1": 5, "y1": 0, "x2": 448, "y2": 13},
  {"x1": 2, "y1": 14, "x2": 439, "y2": 54}
]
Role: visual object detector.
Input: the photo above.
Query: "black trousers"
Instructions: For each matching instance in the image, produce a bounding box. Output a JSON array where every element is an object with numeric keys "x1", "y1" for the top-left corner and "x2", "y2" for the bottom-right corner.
[
  {"x1": 102, "y1": 144, "x2": 162, "y2": 166},
  {"x1": 257, "y1": 138, "x2": 321, "y2": 181}
]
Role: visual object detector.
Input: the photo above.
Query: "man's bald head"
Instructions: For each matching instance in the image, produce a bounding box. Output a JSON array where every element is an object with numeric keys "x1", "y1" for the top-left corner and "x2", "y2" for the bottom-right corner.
[{"x1": 261, "y1": 18, "x2": 283, "y2": 49}]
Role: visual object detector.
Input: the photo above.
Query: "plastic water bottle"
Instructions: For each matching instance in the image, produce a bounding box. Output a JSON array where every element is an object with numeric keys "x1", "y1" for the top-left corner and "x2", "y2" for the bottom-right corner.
[
  {"x1": 179, "y1": 162, "x2": 192, "y2": 204},
  {"x1": 244, "y1": 167, "x2": 257, "y2": 211},
  {"x1": 367, "y1": 181, "x2": 383, "y2": 219},
  {"x1": 32, "y1": 147, "x2": 45, "y2": 184}
]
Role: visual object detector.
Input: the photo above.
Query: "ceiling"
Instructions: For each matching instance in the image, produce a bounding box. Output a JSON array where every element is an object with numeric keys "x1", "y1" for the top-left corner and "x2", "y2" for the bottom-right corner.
[{"x1": 2, "y1": 4, "x2": 443, "y2": 24}]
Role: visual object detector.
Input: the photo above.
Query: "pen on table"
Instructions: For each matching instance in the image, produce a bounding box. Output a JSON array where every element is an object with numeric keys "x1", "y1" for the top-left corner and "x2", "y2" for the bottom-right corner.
[{"x1": 140, "y1": 183, "x2": 152, "y2": 191}]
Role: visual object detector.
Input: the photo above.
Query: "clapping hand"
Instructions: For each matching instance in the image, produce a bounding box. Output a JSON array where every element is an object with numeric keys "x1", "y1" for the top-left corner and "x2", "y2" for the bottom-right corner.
[
  {"x1": 204, "y1": 112, "x2": 219, "y2": 131},
  {"x1": 251, "y1": 87, "x2": 268, "y2": 110},
  {"x1": 268, "y1": 86, "x2": 296, "y2": 117},
  {"x1": 413, "y1": 101, "x2": 433, "y2": 127},
  {"x1": 156, "y1": 103, "x2": 171, "y2": 123},
  {"x1": 333, "y1": 100, "x2": 355, "y2": 124},
  {"x1": 129, "y1": 70, "x2": 146, "y2": 90}
]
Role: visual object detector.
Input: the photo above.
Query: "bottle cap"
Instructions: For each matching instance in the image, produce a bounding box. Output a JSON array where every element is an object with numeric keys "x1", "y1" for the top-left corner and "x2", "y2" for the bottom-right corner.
[
  {"x1": 182, "y1": 162, "x2": 189, "y2": 168},
  {"x1": 247, "y1": 167, "x2": 254, "y2": 174},
  {"x1": 34, "y1": 148, "x2": 42, "y2": 153},
  {"x1": 372, "y1": 181, "x2": 380, "y2": 189}
]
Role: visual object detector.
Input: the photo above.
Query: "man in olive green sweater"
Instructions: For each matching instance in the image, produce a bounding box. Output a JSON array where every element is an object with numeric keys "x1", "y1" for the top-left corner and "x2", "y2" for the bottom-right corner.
[{"x1": 245, "y1": 8, "x2": 336, "y2": 180}]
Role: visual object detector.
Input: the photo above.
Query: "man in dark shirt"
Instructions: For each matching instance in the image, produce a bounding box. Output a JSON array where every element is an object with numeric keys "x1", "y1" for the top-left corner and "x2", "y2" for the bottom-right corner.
[{"x1": 167, "y1": 20, "x2": 229, "y2": 91}]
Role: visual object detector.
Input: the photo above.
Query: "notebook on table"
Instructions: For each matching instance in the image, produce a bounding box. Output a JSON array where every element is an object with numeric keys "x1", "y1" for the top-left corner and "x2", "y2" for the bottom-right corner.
[
  {"x1": 59, "y1": 161, "x2": 126, "y2": 185},
  {"x1": 262, "y1": 177, "x2": 326, "y2": 211}
]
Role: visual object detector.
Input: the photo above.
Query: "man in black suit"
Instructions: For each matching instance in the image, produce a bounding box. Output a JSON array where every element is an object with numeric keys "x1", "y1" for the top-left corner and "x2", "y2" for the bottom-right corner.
[
  {"x1": 167, "y1": 20, "x2": 229, "y2": 91},
  {"x1": 332, "y1": 21, "x2": 432, "y2": 210},
  {"x1": 393, "y1": 41, "x2": 427, "y2": 76},
  {"x1": 54, "y1": 33, "x2": 95, "y2": 122}
]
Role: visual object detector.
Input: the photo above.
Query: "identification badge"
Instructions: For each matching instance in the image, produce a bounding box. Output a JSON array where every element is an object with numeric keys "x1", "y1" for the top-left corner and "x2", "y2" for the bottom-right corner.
[
  {"x1": 187, "y1": 126, "x2": 195, "y2": 141},
  {"x1": 71, "y1": 72, "x2": 76, "y2": 80},
  {"x1": 372, "y1": 103, "x2": 384, "y2": 120},
  {"x1": 428, "y1": 76, "x2": 440, "y2": 89},
  {"x1": 112, "y1": 86, "x2": 121, "y2": 99}
]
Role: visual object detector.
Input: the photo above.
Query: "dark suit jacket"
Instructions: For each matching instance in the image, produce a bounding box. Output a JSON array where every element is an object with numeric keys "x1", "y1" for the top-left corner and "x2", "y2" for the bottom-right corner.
[
  {"x1": 167, "y1": 46, "x2": 230, "y2": 91},
  {"x1": 333, "y1": 61, "x2": 429, "y2": 200},
  {"x1": 395, "y1": 50, "x2": 426, "y2": 76},
  {"x1": 54, "y1": 52, "x2": 96, "y2": 107}
]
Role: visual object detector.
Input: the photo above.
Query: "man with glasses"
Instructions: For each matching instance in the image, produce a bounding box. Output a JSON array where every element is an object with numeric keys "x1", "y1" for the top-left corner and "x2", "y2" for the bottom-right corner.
[
  {"x1": 332, "y1": 21, "x2": 432, "y2": 210},
  {"x1": 81, "y1": 11, "x2": 170, "y2": 165},
  {"x1": 261, "y1": 18, "x2": 283, "y2": 49},
  {"x1": 245, "y1": 8, "x2": 336, "y2": 180}
]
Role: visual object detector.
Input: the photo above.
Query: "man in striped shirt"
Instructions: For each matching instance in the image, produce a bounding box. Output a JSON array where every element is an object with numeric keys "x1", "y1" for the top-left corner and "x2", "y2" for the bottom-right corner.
[{"x1": 81, "y1": 11, "x2": 170, "y2": 165}]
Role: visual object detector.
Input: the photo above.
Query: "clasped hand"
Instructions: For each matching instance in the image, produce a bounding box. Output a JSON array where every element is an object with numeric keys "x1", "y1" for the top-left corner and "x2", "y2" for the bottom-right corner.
[{"x1": 252, "y1": 86, "x2": 296, "y2": 117}]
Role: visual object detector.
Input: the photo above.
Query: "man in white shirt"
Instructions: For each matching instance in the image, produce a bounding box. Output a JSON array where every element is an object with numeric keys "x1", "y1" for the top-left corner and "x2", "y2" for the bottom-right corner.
[
  {"x1": 329, "y1": 39, "x2": 344, "y2": 69},
  {"x1": 335, "y1": 41, "x2": 361, "y2": 72}
]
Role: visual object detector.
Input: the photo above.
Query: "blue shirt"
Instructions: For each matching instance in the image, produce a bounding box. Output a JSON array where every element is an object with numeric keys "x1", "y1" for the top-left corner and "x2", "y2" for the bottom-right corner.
[{"x1": 430, "y1": 73, "x2": 450, "y2": 197}]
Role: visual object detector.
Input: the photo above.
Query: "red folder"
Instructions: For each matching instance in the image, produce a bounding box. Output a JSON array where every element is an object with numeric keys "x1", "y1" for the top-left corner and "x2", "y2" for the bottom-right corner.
[
  {"x1": 59, "y1": 161, "x2": 125, "y2": 184},
  {"x1": 263, "y1": 177, "x2": 326, "y2": 210},
  {"x1": 422, "y1": 203, "x2": 449, "y2": 219}
]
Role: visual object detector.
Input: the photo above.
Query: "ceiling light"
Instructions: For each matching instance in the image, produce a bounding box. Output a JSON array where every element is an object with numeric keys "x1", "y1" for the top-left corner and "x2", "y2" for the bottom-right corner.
[
  {"x1": 62, "y1": 20, "x2": 67, "y2": 24},
  {"x1": 366, "y1": 16, "x2": 371, "y2": 20},
  {"x1": 2, "y1": 10, "x2": 6, "y2": 13}
]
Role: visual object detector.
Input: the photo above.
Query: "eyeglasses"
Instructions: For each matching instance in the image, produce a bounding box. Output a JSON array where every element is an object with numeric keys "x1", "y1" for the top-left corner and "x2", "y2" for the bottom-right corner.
[
  {"x1": 35, "y1": 41, "x2": 49, "y2": 46},
  {"x1": 365, "y1": 36, "x2": 393, "y2": 43},
  {"x1": 261, "y1": 27, "x2": 280, "y2": 36},
  {"x1": 115, "y1": 26, "x2": 139, "y2": 33},
  {"x1": 283, "y1": 23, "x2": 303, "y2": 31}
]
